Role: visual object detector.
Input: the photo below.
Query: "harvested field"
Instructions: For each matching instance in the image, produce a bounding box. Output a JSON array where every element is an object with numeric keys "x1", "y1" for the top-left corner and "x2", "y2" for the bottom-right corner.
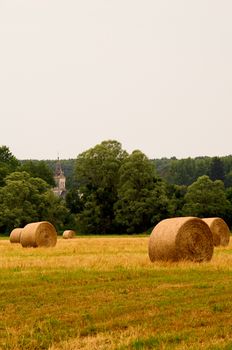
[{"x1": 1, "y1": 235, "x2": 232, "y2": 350}]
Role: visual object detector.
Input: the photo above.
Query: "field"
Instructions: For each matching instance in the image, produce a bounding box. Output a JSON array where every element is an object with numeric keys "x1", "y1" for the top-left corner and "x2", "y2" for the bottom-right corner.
[{"x1": 1, "y1": 236, "x2": 232, "y2": 350}]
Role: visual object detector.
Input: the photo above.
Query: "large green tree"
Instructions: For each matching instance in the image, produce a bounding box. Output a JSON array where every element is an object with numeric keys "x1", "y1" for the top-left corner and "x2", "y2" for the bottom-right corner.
[
  {"x1": 19, "y1": 160, "x2": 55, "y2": 186},
  {"x1": 65, "y1": 188, "x2": 83, "y2": 214},
  {"x1": 182, "y1": 175, "x2": 231, "y2": 219},
  {"x1": 74, "y1": 140, "x2": 128, "y2": 234},
  {"x1": 0, "y1": 146, "x2": 20, "y2": 186},
  {"x1": 0, "y1": 171, "x2": 68, "y2": 232},
  {"x1": 114, "y1": 150, "x2": 170, "y2": 233},
  {"x1": 167, "y1": 184, "x2": 187, "y2": 217},
  {"x1": 0, "y1": 145, "x2": 19, "y2": 167}
]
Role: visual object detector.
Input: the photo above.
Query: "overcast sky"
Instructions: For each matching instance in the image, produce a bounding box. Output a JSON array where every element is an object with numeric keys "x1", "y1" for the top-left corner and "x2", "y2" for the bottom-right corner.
[{"x1": 0, "y1": 1, "x2": 232, "y2": 160}]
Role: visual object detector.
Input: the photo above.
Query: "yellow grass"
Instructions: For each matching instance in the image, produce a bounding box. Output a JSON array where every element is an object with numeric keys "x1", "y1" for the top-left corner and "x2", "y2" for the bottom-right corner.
[
  {"x1": 1, "y1": 236, "x2": 232, "y2": 272},
  {"x1": 1, "y1": 236, "x2": 232, "y2": 349}
]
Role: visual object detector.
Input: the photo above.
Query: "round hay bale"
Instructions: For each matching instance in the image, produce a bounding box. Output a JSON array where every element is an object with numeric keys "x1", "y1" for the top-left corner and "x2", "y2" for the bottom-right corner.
[
  {"x1": 10, "y1": 228, "x2": 22, "y2": 243},
  {"x1": 148, "y1": 217, "x2": 214, "y2": 262},
  {"x1": 20, "y1": 221, "x2": 57, "y2": 248},
  {"x1": 63, "y1": 230, "x2": 76, "y2": 239},
  {"x1": 202, "y1": 218, "x2": 230, "y2": 247}
]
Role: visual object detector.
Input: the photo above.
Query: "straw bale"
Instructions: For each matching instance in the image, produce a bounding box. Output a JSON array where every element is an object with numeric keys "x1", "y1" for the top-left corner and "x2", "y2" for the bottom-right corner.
[
  {"x1": 202, "y1": 218, "x2": 230, "y2": 247},
  {"x1": 20, "y1": 221, "x2": 57, "y2": 248},
  {"x1": 148, "y1": 217, "x2": 214, "y2": 262},
  {"x1": 9, "y1": 228, "x2": 22, "y2": 243},
  {"x1": 63, "y1": 230, "x2": 76, "y2": 239}
]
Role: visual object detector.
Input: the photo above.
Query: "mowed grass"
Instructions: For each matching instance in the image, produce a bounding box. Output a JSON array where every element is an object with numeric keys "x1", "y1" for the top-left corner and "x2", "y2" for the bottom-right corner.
[{"x1": 1, "y1": 237, "x2": 232, "y2": 349}]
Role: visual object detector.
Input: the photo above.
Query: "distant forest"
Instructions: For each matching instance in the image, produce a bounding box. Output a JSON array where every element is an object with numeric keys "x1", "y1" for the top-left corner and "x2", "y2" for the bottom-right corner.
[
  {"x1": 37, "y1": 155, "x2": 232, "y2": 189},
  {"x1": 152, "y1": 155, "x2": 232, "y2": 187}
]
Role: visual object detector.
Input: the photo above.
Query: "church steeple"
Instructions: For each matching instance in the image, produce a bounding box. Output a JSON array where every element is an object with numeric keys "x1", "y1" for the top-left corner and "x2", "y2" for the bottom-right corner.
[
  {"x1": 53, "y1": 157, "x2": 66, "y2": 197},
  {"x1": 55, "y1": 157, "x2": 64, "y2": 177}
]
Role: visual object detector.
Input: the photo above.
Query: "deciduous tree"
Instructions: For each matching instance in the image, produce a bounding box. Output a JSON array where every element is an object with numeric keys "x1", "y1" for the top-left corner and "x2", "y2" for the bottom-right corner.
[
  {"x1": 0, "y1": 146, "x2": 19, "y2": 186},
  {"x1": 182, "y1": 175, "x2": 231, "y2": 219},
  {"x1": 0, "y1": 171, "x2": 68, "y2": 232},
  {"x1": 74, "y1": 140, "x2": 128, "y2": 234},
  {"x1": 19, "y1": 160, "x2": 55, "y2": 186},
  {"x1": 114, "y1": 150, "x2": 169, "y2": 233}
]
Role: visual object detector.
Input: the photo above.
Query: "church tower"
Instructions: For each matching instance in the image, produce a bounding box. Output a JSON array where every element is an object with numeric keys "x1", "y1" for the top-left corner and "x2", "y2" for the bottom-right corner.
[{"x1": 53, "y1": 158, "x2": 66, "y2": 197}]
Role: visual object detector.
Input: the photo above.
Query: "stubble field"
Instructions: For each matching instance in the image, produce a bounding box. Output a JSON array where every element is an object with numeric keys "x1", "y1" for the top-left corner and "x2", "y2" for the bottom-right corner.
[{"x1": 1, "y1": 236, "x2": 232, "y2": 350}]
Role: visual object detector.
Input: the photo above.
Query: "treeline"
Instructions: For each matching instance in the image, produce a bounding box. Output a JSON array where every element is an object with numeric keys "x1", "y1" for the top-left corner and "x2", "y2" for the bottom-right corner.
[
  {"x1": 42, "y1": 154, "x2": 232, "y2": 190},
  {"x1": 153, "y1": 156, "x2": 232, "y2": 187},
  {"x1": 1, "y1": 142, "x2": 232, "y2": 234}
]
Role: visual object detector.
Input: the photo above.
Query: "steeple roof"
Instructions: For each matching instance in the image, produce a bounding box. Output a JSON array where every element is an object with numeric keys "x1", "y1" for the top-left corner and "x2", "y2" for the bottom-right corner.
[{"x1": 55, "y1": 157, "x2": 64, "y2": 177}]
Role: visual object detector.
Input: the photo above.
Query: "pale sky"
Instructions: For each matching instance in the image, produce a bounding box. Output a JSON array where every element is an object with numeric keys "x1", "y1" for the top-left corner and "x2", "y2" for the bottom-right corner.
[{"x1": 0, "y1": 1, "x2": 232, "y2": 160}]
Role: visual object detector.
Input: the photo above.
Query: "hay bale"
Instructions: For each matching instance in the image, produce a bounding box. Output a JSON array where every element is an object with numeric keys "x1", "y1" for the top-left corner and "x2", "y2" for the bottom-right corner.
[
  {"x1": 20, "y1": 221, "x2": 57, "y2": 248},
  {"x1": 202, "y1": 218, "x2": 230, "y2": 247},
  {"x1": 148, "y1": 217, "x2": 214, "y2": 262},
  {"x1": 63, "y1": 230, "x2": 76, "y2": 239},
  {"x1": 10, "y1": 228, "x2": 22, "y2": 243}
]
